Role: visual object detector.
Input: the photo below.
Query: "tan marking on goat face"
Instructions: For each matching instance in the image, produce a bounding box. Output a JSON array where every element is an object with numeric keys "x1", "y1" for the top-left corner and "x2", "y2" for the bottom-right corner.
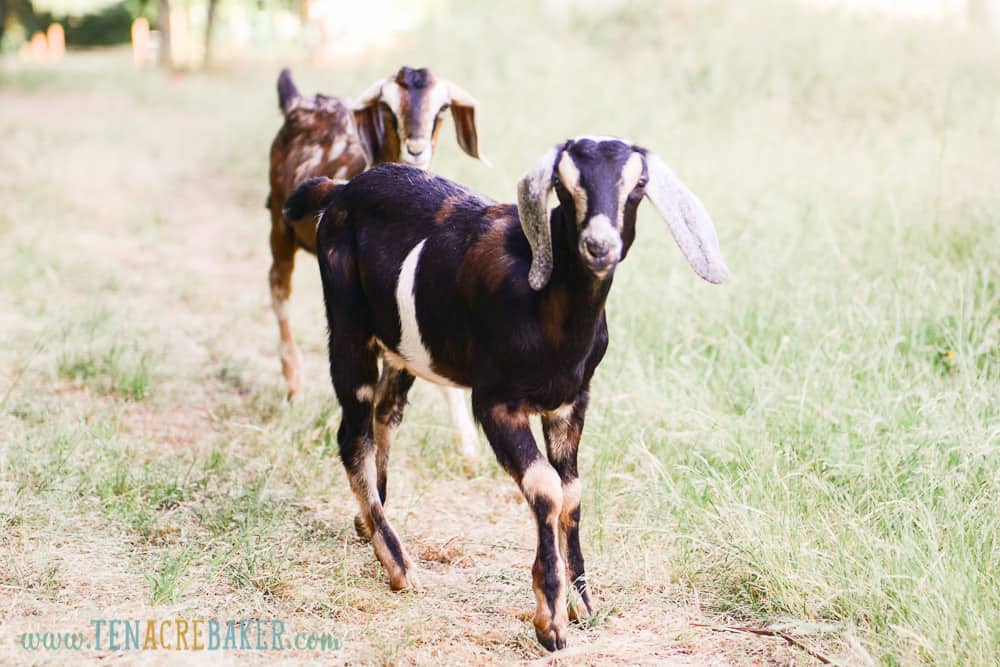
[
  {"x1": 617, "y1": 152, "x2": 644, "y2": 224},
  {"x1": 557, "y1": 154, "x2": 587, "y2": 224}
]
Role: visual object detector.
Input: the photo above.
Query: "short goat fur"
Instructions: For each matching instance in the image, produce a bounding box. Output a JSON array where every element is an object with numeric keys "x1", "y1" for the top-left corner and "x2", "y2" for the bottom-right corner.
[{"x1": 285, "y1": 136, "x2": 728, "y2": 651}]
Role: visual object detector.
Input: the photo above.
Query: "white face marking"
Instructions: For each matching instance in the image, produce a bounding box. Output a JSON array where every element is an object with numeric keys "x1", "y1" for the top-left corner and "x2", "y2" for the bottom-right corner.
[
  {"x1": 557, "y1": 155, "x2": 587, "y2": 224},
  {"x1": 355, "y1": 385, "x2": 374, "y2": 403},
  {"x1": 399, "y1": 81, "x2": 450, "y2": 169},
  {"x1": 393, "y1": 241, "x2": 457, "y2": 387},
  {"x1": 581, "y1": 214, "x2": 622, "y2": 260}
]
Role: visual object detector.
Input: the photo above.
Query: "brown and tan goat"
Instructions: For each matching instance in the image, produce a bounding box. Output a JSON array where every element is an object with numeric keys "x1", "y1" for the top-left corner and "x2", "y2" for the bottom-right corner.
[{"x1": 266, "y1": 66, "x2": 485, "y2": 464}]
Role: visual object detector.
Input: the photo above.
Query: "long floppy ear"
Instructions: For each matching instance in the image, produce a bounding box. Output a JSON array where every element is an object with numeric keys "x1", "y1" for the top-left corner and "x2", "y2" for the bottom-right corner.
[
  {"x1": 644, "y1": 153, "x2": 729, "y2": 284},
  {"x1": 445, "y1": 81, "x2": 483, "y2": 162},
  {"x1": 352, "y1": 79, "x2": 387, "y2": 166},
  {"x1": 517, "y1": 146, "x2": 560, "y2": 290}
]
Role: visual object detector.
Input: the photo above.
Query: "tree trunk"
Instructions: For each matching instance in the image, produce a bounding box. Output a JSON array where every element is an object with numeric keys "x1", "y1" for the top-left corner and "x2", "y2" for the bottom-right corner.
[
  {"x1": 203, "y1": 0, "x2": 218, "y2": 68},
  {"x1": 158, "y1": 0, "x2": 172, "y2": 68},
  {"x1": 0, "y1": 0, "x2": 9, "y2": 46}
]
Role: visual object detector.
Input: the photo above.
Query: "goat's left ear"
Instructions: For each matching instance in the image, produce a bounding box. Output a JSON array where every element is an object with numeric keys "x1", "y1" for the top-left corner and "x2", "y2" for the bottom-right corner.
[
  {"x1": 352, "y1": 79, "x2": 388, "y2": 166},
  {"x1": 445, "y1": 81, "x2": 484, "y2": 162},
  {"x1": 644, "y1": 153, "x2": 729, "y2": 284}
]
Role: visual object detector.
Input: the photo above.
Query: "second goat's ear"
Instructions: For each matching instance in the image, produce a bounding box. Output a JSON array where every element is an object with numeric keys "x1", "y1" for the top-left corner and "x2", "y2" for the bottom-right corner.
[
  {"x1": 353, "y1": 105, "x2": 386, "y2": 166},
  {"x1": 445, "y1": 81, "x2": 482, "y2": 161}
]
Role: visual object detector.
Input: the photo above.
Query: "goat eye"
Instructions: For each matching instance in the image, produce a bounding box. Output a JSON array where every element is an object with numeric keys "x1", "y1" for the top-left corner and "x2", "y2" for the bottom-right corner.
[{"x1": 438, "y1": 104, "x2": 450, "y2": 115}]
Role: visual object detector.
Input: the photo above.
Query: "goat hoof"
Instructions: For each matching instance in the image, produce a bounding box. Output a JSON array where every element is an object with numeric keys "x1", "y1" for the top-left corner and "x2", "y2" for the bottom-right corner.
[
  {"x1": 354, "y1": 514, "x2": 372, "y2": 540},
  {"x1": 534, "y1": 624, "x2": 567, "y2": 652},
  {"x1": 389, "y1": 569, "x2": 421, "y2": 592},
  {"x1": 460, "y1": 453, "x2": 478, "y2": 477}
]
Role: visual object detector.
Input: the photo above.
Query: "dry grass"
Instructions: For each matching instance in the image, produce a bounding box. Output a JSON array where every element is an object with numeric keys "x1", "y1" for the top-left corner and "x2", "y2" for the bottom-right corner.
[{"x1": 1, "y1": 0, "x2": 998, "y2": 664}]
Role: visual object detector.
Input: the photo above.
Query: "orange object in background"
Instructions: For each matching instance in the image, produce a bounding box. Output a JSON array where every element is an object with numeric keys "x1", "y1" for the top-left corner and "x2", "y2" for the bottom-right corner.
[
  {"x1": 27, "y1": 32, "x2": 48, "y2": 61},
  {"x1": 132, "y1": 18, "x2": 151, "y2": 67},
  {"x1": 47, "y1": 24, "x2": 66, "y2": 62}
]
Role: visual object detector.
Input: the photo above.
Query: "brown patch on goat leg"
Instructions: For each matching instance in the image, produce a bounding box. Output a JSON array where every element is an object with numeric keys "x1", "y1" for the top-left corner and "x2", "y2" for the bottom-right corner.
[{"x1": 489, "y1": 402, "x2": 531, "y2": 430}]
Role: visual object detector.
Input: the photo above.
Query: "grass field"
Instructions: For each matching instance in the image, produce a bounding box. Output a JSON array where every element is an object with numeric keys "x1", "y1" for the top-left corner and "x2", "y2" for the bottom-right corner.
[{"x1": 1, "y1": 0, "x2": 998, "y2": 664}]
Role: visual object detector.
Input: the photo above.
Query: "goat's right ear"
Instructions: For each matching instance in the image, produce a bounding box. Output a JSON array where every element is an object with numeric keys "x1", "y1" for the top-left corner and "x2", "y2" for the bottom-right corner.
[
  {"x1": 517, "y1": 146, "x2": 560, "y2": 290},
  {"x1": 283, "y1": 177, "x2": 339, "y2": 223}
]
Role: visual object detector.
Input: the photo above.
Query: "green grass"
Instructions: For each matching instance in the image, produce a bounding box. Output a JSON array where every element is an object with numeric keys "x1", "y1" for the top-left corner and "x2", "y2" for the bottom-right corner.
[{"x1": 1, "y1": 0, "x2": 998, "y2": 664}]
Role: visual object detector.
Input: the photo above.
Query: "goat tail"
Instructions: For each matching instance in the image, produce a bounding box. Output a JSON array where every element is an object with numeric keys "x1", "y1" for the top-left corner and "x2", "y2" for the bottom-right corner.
[
  {"x1": 277, "y1": 68, "x2": 301, "y2": 115},
  {"x1": 283, "y1": 177, "x2": 344, "y2": 224}
]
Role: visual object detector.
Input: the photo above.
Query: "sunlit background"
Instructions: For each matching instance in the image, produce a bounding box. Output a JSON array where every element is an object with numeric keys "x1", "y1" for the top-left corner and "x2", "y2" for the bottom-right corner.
[{"x1": 2, "y1": 1, "x2": 999, "y2": 665}]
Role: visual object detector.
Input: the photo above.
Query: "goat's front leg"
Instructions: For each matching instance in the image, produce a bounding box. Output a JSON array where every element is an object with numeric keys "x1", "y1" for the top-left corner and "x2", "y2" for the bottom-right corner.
[
  {"x1": 332, "y1": 341, "x2": 418, "y2": 591},
  {"x1": 542, "y1": 392, "x2": 592, "y2": 622},
  {"x1": 476, "y1": 400, "x2": 568, "y2": 651},
  {"x1": 268, "y1": 216, "x2": 302, "y2": 399}
]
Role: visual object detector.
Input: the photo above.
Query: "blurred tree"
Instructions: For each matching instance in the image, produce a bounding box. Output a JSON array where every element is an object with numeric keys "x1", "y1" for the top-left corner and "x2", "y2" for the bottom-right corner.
[
  {"x1": 0, "y1": 0, "x2": 8, "y2": 44},
  {"x1": 203, "y1": 0, "x2": 216, "y2": 67},
  {"x1": 156, "y1": 0, "x2": 168, "y2": 66}
]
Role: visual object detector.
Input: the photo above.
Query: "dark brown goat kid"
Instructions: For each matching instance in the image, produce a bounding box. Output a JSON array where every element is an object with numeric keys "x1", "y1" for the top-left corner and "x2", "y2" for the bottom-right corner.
[
  {"x1": 266, "y1": 66, "x2": 485, "y2": 463},
  {"x1": 284, "y1": 136, "x2": 728, "y2": 651}
]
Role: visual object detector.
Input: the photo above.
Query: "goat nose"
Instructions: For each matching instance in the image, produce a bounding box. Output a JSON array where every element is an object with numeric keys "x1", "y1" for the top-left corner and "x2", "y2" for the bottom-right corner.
[
  {"x1": 585, "y1": 237, "x2": 610, "y2": 258},
  {"x1": 406, "y1": 139, "x2": 428, "y2": 156}
]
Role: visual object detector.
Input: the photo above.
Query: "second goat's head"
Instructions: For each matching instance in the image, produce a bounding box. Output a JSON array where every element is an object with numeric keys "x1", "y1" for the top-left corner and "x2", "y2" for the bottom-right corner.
[
  {"x1": 517, "y1": 136, "x2": 729, "y2": 290},
  {"x1": 353, "y1": 66, "x2": 483, "y2": 169}
]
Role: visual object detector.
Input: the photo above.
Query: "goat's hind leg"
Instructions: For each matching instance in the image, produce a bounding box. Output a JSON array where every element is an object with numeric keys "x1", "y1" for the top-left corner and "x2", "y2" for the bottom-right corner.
[
  {"x1": 268, "y1": 212, "x2": 303, "y2": 399},
  {"x1": 354, "y1": 364, "x2": 414, "y2": 540},
  {"x1": 439, "y1": 386, "x2": 480, "y2": 475},
  {"x1": 319, "y1": 242, "x2": 419, "y2": 591},
  {"x1": 330, "y1": 341, "x2": 419, "y2": 591}
]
